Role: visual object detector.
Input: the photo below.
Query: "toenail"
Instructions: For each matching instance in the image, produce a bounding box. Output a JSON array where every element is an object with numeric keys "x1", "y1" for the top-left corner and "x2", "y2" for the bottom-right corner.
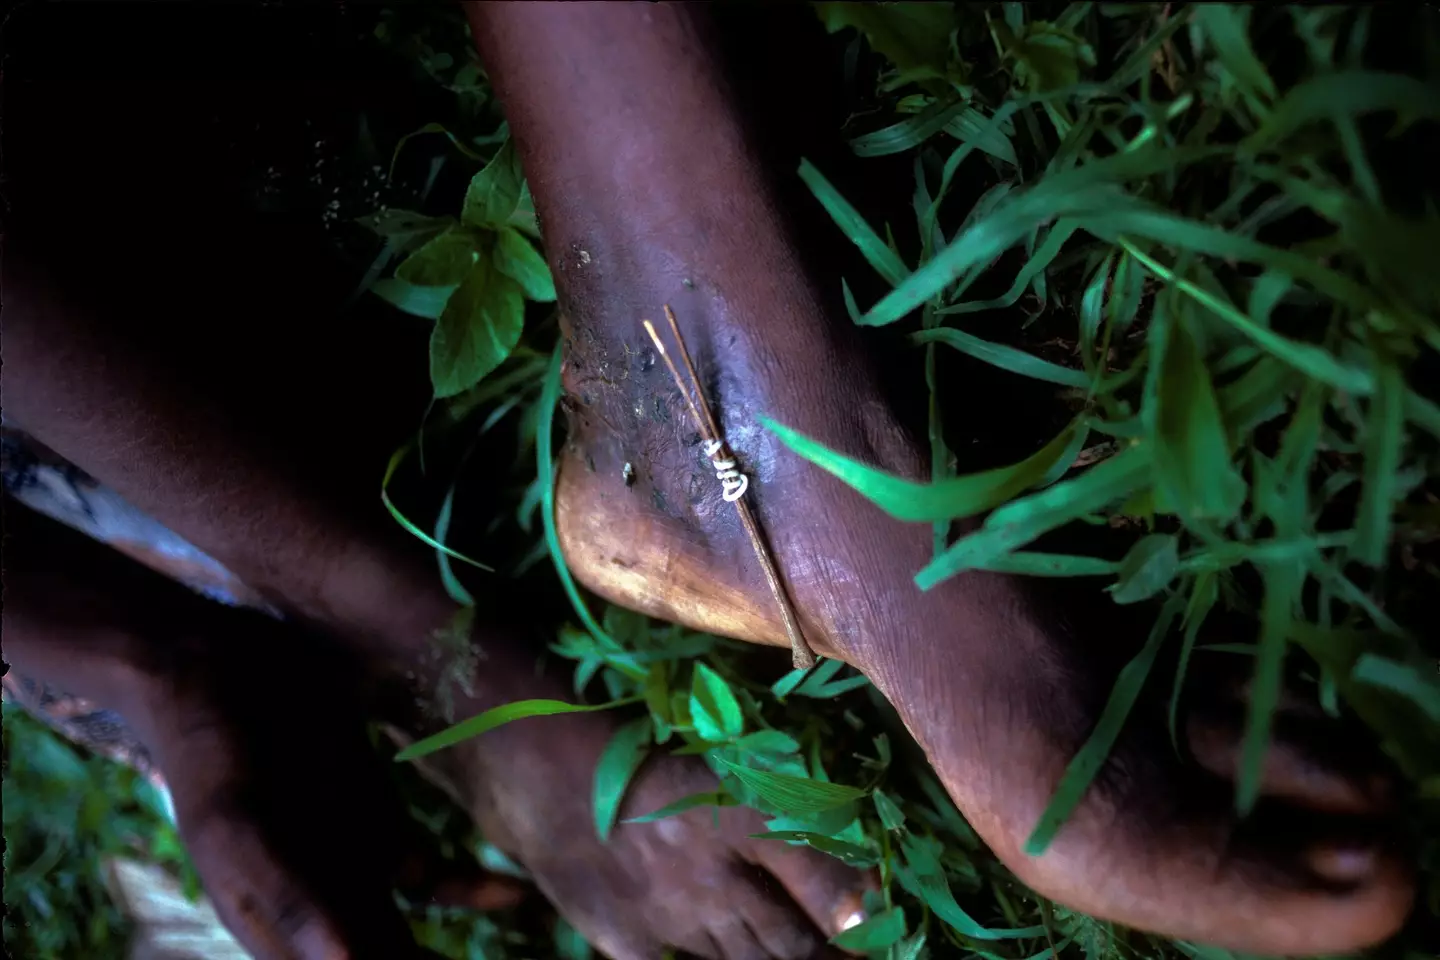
[
  {"x1": 1307, "y1": 843, "x2": 1378, "y2": 885},
  {"x1": 831, "y1": 889, "x2": 867, "y2": 935}
]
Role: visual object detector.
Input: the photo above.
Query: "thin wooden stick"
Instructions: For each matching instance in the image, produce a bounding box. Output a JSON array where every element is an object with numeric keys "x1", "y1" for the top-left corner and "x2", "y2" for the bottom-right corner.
[{"x1": 642, "y1": 308, "x2": 817, "y2": 669}]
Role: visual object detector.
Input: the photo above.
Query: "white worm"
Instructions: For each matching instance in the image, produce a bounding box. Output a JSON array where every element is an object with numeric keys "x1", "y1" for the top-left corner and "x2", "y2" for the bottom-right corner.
[{"x1": 703, "y1": 438, "x2": 749, "y2": 502}]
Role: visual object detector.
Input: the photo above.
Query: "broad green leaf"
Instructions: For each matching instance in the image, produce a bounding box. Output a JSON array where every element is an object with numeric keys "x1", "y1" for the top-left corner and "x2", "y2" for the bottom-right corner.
[
  {"x1": 1025, "y1": 595, "x2": 1183, "y2": 855},
  {"x1": 1148, "y1": 298, "x2": 1247, "y2": 523},
  {"x1": 832, "y1": 906, "x2": 906, "y2": 951},
  {"x1": 356, "y1": 208, "x2": 453, "y2": 244},
  {"x1": 462, "y1": 139, "x2": 525, "y2": 228},
  {"x1": 1236, "y1": 563, "x2": 1301, "y2": 815},
  {"x1": 492, "y1": 227, "x2": 556, "y2": 302},
  {"x1": 1245, "y1": 71, "x2": 1440, "y2": 152},
  {"x1": 714, "y1": 758, "x2": 868, "y2": 815},
  {"x1": 852, "y1": 98, "x2": 968, "y2": 157},
  {"x1": 916, "y1": 445, "x2": 1151, "y2": 589},
  {"x1": 396, "y1": 226, "x2": 481, "y2": 287},
  {"x1": 874, "y1": 789, "x2": 907, "y2": 831},
  {"x1": 593, "y1": 717, "x2": 653, "y2": 841},
  {"x1": 763, "y1": 415, "x2": 1083, "y2": 523},
  {"x1": 751, "y1": 832, "x2": 879, "y2": 868},
  {"x1": 371, "y1": 278, "x2": 456, "y2": 320},
  {"x1": 1354, "y1": 358, "x2": 1404, "y2": 566},
  {"x1": 1109, "y1": 535, "x2": 1180, "y2": 604},
  {"x1": 1352, "y1": 655, "x2": 1440, "y2": 723},
  {"x1": 1193, "y1": 5, "x2": 1276, "y2": 104},
  {"x1": 430, "y1": 256, "x2": 524, "y2": 398},
  {"x1": 396, "y1": 698, "x2": 636, "y2": 761},
  {"x1": 690, "y1": 663, "x2": 744, "y2": 742},
  {"x1": 625, "y1": 790, "x2": 737, "y2": 824},
  {"x1": 898, "y1": 835, "x2": 1045, "y2": 939},
  {"x1": 813, "y1": 2, "x2": 957, "y2": 84},
  {"x1": 913, "y1": 327, "x2": 1090, "y2": 387},
  {"x1": 798, "y1": 159, "x2": 909, "y2": 288},
  {"x1": 1001, "y1": 21, "x2": 1096, "y2": 93}
]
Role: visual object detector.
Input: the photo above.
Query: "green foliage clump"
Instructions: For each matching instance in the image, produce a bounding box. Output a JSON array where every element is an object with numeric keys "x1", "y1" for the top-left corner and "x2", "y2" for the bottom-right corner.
[
  {"x1": 384, "y1": 3, "x2": 1440, "y2": 959},
  {"x1": 2, "y1": 703, "x2": 198, "y2": 959}
]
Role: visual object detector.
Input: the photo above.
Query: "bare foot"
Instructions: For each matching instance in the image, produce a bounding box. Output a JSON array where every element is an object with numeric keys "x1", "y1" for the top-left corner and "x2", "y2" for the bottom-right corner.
[
  {"x1": 2, "y1": 429, "x2": 868, "y2": 960},
  {"x1": 394, "y1": 637, "x2": 868, "y2": 960},
  {"x1": 548, "y1": 235, "x2": 1413, "y2": 955},
  {"x1": 470, "y1": 6, "x2": 1418, "y2": 950}
]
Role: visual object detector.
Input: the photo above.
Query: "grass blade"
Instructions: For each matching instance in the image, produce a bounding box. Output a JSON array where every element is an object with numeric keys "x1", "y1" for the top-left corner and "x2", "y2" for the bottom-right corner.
[
  {"x1": 851, "y1": 98, "x2": 968, "y2": 157},
  {"x1": 1169, "y1": 572, "x2": 1219, "y2": 751},
  {"x1": 1119, "y1": 240, "x2": 1372, "y2": 395},
  {"x1": 433, "y1": 479, "x2": 476, "y2": 607},
  {"x1": 1352, "y1": 655, "x2": 1440, "y2": 723},
  {"x1": 539, "y1": 345, "x2": 615, "y2": 645},
  {"x1": 763, "y1": 415, "x2": 1084, "y2": 524},
  {"x1": 798, "y1": 158, "x2": 909, "y2": 287},
  {"x1": 381, "y1": 444, "x2": 494, "y2": 572},
  {"x1": 943, "y1": 106, "x2": 1019, "y2": 166},
  {"x1": 396, "y1": 698, "x2": 637, "y2": 761},
  {"x1": 913, "y1": 327, "x2": 1091, "y2": 387},
  {"x1": 1148, "y1": 295, "x2": 1248, "y2": 523},
  {"x1": 1025, "y1": 594, "x2": 1183, "y2": 855},
  {"x1": 916, "y1": 445, "x2": 1150, "y2": 589},
  {"x1": 1235, "y1": 564, "x2": 1302, "y2": 815},
  {"x1": 985, "y1": 552, "x2": 1121, "y2": 576},
  {"x1": 1354, "y1": 358, "x2": 1405, "y2": 566},
  {"x1": 1245, "y1": 71, "x2": 1440, "y2": 152},
  {"x1": 625, "y1": 791, "x2": 737, "y2": 824},
  {"x1": 593, "y1": 717, "x2": 653, "y2": 841},
  {"x1": 898, "y1": 835, "x2": 1047, "y2": 940},
  {"x1": 938, "y1": 221, "x2": 1080, "y2": 317}
]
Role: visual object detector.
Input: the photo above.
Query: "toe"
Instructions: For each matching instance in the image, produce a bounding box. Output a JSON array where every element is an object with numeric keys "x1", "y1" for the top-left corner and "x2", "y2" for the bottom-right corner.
[
  {"x1": 714, "y1": 862, "x2": 828, "y2": 959},
  {"x1": 740, "y1": 827, "x2": 875, "y2": 943},
  {"x1": 1186, "y1": 705, "x2": 1393, "y2": 815}
]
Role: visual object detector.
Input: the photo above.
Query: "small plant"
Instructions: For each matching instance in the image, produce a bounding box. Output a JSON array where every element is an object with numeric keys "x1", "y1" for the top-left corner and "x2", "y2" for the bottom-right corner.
[{"x1": 2, "y1": 703, "x2": 199, "y2": 958}]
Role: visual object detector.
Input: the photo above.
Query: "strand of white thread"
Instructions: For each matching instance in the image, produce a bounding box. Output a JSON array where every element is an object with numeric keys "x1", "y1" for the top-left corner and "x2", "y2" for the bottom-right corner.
[{"x1": 703, "y1": 438, "x2": 749, "y2": 502}]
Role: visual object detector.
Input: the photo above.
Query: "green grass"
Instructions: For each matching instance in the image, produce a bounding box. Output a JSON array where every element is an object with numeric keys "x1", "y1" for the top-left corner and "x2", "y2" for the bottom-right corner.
[
  {"x1": 1, "y1": 703, "x2": 198, "y2": 958},
  {"x1": 6, "y1": 4, "x2": 1437, "y2": 959},
  {"x1": 376, "y1": 3, "x2": 1439, "y2": 958}
]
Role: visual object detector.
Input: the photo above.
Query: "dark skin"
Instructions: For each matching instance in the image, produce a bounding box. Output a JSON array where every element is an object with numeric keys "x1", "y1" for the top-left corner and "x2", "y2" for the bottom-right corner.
[
  {"x1": 1, "y1": 1, "x2": 1416, "y2": 956},
  {"x1": 1, "y1": 6, "x2": 865, "y2": 958},
  {"x1": 470, "y1": 2, "x2": 1414, "y2": 952}
]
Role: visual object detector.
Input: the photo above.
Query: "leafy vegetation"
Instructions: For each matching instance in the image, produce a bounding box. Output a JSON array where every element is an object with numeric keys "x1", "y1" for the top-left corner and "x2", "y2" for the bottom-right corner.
[
  {"x1": 384, "y1": 3, "x2": 1439, "y2": 958},
  {"x1": 1, "y1": 703, "x2": 197, "y2": 958},
  {"x1": 6, "y1": 3, "x2": 1438, "y2": 959}
]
